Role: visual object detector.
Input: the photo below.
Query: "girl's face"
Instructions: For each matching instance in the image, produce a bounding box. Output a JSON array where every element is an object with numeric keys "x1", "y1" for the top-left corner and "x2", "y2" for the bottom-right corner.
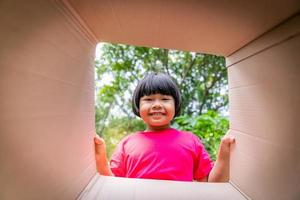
[{"x1": 139, "y1": 93, "x2": 175, "y2": 132}]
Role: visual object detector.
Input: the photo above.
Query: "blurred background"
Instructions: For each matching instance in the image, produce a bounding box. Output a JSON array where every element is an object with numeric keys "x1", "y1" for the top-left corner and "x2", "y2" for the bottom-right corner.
[{"x1": 94, "y1": 43, "x2": 229, "y2": 161}]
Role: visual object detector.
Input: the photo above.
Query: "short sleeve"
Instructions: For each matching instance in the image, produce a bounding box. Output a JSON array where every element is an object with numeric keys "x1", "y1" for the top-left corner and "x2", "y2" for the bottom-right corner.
[
  {"x1": 193, "y1": 136, "x2": 214, "y2": 180},
  {"x1": 110, "y1": 139, "x2": 126, "y2": 177}
]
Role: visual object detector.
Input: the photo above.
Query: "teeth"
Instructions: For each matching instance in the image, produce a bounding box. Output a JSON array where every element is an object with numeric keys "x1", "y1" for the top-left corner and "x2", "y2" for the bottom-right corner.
[{"x1": 152, "y1": 113, "x2": 163, "y2": 115}]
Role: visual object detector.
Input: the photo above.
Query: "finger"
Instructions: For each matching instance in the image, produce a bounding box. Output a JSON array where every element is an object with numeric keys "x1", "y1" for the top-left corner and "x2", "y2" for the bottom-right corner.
[
  {"x1": 221, "y1": 137, "x2": 230, "y2": 146},
  {"x1": 222, "y1": 136, "x2": 235, "y2": 146},
  {"x1": 230, "y1": 136, "x2": 235, "y2": 143},
  {"x1": 95, "y1": 140, "x2": 105, "y2": 155},
  {"x1": 94, "y1": 135, "x2": 104, "y2": 145}
]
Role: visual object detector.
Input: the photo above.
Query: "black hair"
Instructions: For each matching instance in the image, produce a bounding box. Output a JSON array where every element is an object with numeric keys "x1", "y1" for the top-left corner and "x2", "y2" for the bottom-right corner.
[{"x1": 132, "y1": 72, "x2": 181, "y2": 117}]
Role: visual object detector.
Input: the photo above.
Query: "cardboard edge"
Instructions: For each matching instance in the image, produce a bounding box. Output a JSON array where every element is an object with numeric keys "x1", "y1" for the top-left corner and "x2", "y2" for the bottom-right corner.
[
  {"x1": 76, "y1": 173, "x2": 100, "y2": 200},
  {"x1": 226, "y1": 13, "x2": 300, "y2": 67},
  {"x1": 78, "y1": 175, "x2": 248, "y2": 200},
  {"x1": 53, "y1": 0, "x2": 99, "y2": 45},
  {"x1": 229, "y1": 181, "x2": 252, "y2": 200}
]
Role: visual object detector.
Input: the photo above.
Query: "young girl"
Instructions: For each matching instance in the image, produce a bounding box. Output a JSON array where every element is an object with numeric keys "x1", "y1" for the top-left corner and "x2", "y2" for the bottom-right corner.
[{"x1": 94, "y1": 73, "x2": 235, "y2": 182}]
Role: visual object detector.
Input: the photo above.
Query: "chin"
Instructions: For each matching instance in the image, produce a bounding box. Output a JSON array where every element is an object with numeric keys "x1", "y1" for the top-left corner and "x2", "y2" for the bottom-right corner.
[{"x1": 149, "y1": 122, "x2": 169, "y2": 127}]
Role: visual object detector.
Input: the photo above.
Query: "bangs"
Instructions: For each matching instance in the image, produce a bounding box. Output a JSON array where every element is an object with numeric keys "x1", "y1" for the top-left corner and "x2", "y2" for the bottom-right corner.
[{"x1": 138, "y1": 75, "x2": 174, "y2": 97}]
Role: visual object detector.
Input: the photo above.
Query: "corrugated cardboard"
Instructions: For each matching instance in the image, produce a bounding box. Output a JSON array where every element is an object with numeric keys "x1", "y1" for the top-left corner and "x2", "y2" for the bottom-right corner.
[
  {"x1": 78, "y1": 175, "x2": 246, "y2": 200},
  {"x1": 67, "y1": 0, "x2": 300, "y2": 56},
  {"x1": 227, "y1": 14, "x2": 300, "y2": 200},
  {"x1": 1, "y1": 0, "x2": 299, "y2": 199},
  {"x1": 0, "y1": 1, "x2": 96, "y2": 199}
]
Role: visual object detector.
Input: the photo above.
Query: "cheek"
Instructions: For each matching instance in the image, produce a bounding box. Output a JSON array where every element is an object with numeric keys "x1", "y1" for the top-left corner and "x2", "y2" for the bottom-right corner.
[
  {"x1": 139, "y1": 104, "x2": 148, "y2": 117},
  {"x1": 139, "y1": 108, "x2": 145, "y2": 117},
  {"x1": 169, "y1": 102, "x2": 176, "y2": 113},
  {"x1": 165, "y1": 103, "x2": 176, "y2": 119},
  {"x1": 139, "y1": 110, "x2": 151, "y2": 124},
  {"x1": 170, "y1": 108, "x2": 176, "y2": 118}
]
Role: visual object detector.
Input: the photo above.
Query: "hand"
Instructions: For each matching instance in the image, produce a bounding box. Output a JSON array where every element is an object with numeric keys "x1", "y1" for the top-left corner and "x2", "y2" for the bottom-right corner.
[
  {"x1": 217, "y1": 132, "x2": 235, "y2": 161},
  {"x1": 94, "y1": 134, "x2": 112, "y2": 176},
  {"x1": 94, "y1": 135, "x2": 106, "y2": 154},
  {"x1": 208, "y1": 131, "x2": 235, "y2": 182}
]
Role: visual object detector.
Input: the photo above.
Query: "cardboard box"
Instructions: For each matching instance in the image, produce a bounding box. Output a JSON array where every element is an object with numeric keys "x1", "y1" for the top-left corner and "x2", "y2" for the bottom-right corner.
[{"x1": 0, "y1": 1, "x2": 299, "y2": 199}]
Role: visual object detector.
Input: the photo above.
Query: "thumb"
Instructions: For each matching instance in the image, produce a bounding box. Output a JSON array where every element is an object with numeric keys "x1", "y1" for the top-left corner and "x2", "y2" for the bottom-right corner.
[
  {"x1": 94, "y1": 135, "x2": 105, "y2": 145},
  {"x1": 221, "y1": 136, "x2": 235, "y2": 147},
  {"x1": 224, "y1": 130, "x2": 235, "y2": 145},
  {"x1": 94, "y1": 135, "x2": 106, "y2": 156}
]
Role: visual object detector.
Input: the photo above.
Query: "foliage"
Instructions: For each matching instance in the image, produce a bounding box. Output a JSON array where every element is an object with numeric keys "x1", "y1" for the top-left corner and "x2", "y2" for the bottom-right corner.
[
  {"x1": 173, "y1": 111, "x2": 229, "y2": 161},
  {"x1": 94, "y1": 43, "x2": 229, "y2": 161},
  {"x1": 95, "y1": 43, "x2": 228, "y2": 133}
]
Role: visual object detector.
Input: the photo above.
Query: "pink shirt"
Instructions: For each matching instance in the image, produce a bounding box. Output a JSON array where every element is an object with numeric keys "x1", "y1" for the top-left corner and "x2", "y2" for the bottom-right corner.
[{"x1": 110, "y1": 128, "x2": 213, "y2": 181}]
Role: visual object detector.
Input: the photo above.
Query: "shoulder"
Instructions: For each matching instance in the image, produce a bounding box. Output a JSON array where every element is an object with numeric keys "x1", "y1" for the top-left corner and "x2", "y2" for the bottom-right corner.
[
  {"x1": 118, "y1": 131, "x2": 143, "y2": 145},
  {"x1": 173, "y1": 128, "x2": 200, "y2": 141},
  {"x1": 173, "y1": 128, "x2": 205, "y2": 148}
]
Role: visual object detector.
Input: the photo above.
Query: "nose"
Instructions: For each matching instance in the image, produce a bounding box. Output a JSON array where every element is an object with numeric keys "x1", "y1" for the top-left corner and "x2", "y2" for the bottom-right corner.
[{"x1": 152, "y1": 99, "x2": 162, "y2": 109}]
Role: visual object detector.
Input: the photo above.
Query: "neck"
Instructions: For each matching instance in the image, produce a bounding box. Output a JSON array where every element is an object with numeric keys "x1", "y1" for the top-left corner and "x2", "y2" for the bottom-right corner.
[{"x1": 145, "y1": 124, "x2": 171, "y2": 132}]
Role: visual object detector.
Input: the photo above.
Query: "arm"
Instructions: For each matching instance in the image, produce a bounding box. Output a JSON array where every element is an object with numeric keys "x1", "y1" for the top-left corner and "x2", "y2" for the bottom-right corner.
[
  {"x1": 208, "y1": 134, "x2": 235, "y2": 182},
  {"x1": 94, "y1": 135, "x2": 114, "y2": 176}
]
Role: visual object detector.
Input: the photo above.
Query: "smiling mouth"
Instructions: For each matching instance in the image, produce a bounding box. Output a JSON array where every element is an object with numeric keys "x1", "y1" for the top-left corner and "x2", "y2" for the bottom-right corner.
[{"x1": 149, "y1": 112, "x2": 165, "y2": 116}]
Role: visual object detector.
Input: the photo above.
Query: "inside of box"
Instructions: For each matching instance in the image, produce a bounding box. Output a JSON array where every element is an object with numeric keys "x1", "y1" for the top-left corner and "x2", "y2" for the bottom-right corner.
[{"x1": 0, "y1": 1, "x2": 299, "y2": 199}]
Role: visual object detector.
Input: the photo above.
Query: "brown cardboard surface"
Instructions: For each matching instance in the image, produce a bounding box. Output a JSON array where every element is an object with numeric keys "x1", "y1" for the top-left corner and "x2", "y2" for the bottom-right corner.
[
  {"x1": 67, "y1": 0, "x2": 300, "y2": 56},
  {"x1": 226, "y1": 14, "x2": 300, "y2": 66},
  {"x1": 1, "y1": 0, "x2": 300, "y2": 199},
  {"x1": 78, "y1": 175, "x2": 247, "y2": 200},
  {"x1": 227, "y1": 15, "x2": 300, "y2": 200},
  {"x1": 228, "y1": 34, "x2": 300, "y2": 148},
  {"x1": 0, "y1": 0, "x2": 96, "y2": 199}
]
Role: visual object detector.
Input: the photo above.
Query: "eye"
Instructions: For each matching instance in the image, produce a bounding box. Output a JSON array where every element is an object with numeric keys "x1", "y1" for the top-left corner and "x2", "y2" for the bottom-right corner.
[
  {"x1": 162, "y1": 97, "x2": 171, "y2": 101},
  {"x1": 143, "y1": 97, "x2": 152, "y2": 101}
]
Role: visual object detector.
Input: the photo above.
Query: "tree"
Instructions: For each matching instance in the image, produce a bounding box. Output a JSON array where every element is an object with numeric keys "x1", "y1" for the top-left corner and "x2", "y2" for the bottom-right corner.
[
  {"x1": 94, "y1": 43, "x2": 229, "y2": 159},
  {"x1": 95, "y1": 43, "x2": 228, "y2": 132}
]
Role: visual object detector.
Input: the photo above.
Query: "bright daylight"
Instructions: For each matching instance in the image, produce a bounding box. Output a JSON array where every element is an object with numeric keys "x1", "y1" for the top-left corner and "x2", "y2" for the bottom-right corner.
[{"x1": 94, "y1": 43, "x2": 229, "y2": 161}]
